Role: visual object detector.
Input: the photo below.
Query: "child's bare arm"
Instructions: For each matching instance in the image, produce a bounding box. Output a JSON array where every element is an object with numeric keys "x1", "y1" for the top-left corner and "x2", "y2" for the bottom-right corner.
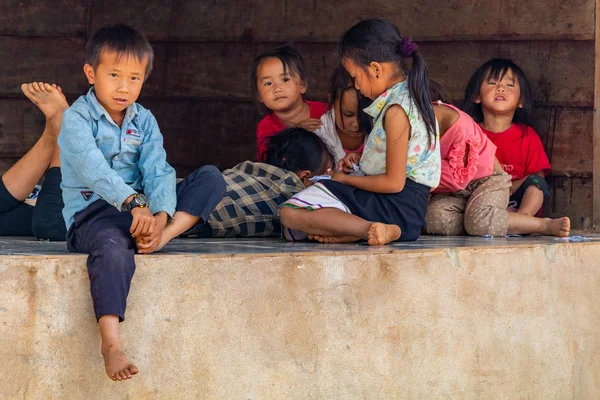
[{"x1": 333, "y1": 105, "x2": 409, "y2": 193}]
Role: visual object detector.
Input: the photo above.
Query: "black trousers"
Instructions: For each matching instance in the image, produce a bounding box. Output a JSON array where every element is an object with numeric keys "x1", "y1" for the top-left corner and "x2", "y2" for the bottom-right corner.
[
  {"x1": 67, "y1": 200, "x2": 135, "y2": 322},
  {"x1": 0, "y1": 167, "x2": 66, "y2": 240}
]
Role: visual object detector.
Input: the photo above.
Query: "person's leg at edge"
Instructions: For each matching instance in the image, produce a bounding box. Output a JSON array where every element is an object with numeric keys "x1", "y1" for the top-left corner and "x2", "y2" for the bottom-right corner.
[
  {"x1": 507, "y1": 212, "x2": 570, "y2": 237},
  {"x1": 516, "y1": 185, "x2": 544, "y2": 216},
  {"x1": 2, "y1": 82, "x2": 68, "y2": 200},
  {"x1": 156, "y1": 166, "x2": 226, "y2": 250},
  {"x1": 99, "y1": 315, "x2": 138, "y2": 381},
  {"x1": 280, "y1": 207, "x2": 401, "y2": 245}
]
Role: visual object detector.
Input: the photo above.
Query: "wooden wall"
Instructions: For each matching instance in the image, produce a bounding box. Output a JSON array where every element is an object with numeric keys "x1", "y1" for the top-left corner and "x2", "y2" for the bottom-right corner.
[{"x1": 0, "y1": 0, "x2": 594, "y2": 228}]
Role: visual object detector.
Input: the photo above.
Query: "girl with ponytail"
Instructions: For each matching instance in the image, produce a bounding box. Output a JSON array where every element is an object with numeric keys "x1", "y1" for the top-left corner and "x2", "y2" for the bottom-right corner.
[{"x1": 280, "y1": 18, "x2": 441, "y2": 245}]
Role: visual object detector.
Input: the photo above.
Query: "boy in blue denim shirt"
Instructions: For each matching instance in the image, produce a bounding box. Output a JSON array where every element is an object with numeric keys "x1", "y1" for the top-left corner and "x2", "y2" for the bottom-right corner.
[{"x1": 58, "y1": 24, "x2": 176, "y2": 381}]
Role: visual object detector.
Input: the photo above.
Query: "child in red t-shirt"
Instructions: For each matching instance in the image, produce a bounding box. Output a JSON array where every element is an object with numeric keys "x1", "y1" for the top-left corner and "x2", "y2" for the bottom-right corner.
[
  {"x1": 252, "y1": 45, "x2": 328, "y2": 161},
  {"x1": 462, "y1": 58, "x2": 552, "y2": 217}
]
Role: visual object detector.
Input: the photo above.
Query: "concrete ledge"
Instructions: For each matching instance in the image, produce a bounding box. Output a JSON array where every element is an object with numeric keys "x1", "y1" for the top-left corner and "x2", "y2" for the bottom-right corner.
[{"x1": 1, "y1": 242, "x2": 600, "y2": 399}]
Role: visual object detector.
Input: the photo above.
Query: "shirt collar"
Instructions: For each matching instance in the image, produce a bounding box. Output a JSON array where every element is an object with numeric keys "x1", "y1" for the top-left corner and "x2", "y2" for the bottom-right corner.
[
  {"x1": 86, "y1": 87, "x2": 138, "y2": 124},
  {"x1": 363, "y1": 80, "x2": 407, "y2": 119}
]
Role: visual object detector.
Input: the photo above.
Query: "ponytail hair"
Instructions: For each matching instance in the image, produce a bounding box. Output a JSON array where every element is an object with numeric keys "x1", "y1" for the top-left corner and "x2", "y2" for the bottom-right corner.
[
  {"x1": 339, "y1": 18, "x2": 435, "y2": 139},
  {"x1": 264, "y1": 128, "x2": 333, "y2": 176}
]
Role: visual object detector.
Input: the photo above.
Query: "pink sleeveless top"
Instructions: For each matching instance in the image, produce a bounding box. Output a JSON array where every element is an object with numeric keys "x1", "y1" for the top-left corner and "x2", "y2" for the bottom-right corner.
[{"x1": 434, "y1": 102, "x2": 496, "y2": 193}]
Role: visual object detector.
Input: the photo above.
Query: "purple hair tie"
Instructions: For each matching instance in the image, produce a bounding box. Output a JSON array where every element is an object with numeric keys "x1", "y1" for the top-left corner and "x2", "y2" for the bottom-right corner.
[{"x1": 399, "y1": 37, "x2": 418, "y2": 58}]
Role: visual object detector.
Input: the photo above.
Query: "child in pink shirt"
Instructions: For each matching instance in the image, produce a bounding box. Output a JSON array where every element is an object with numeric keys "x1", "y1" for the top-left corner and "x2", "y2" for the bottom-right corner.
[{"x1": 425, "y1": 101, "x2": 570, "y2": 237}]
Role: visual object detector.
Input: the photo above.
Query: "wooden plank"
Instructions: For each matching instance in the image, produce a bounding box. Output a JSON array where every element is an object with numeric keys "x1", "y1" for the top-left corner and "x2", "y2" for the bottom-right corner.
[
  {"x1": 163, "y1": 41, "x2": 593, "y2": 107},
  {"x1": 594, "y1": 0, "x2": 600, "y2": 232},
  {"x1": 544, "y1": 176, "x2": 593, "y2": 230},
  {"x1": 87, "y1": 0, "x2": 172, "y2": 41},
  {"x1": 424, "y1": 41, "x2": 594, "y2": 108},
  {"x1": 165, "y1": 0, "x2": 594, "y2": 42},
  {"x1": 0, "y1": 37, "x2": 88, "y2": 96},
  {"x1": 0, "y1": 0, "x2": 86, "y2": 37},
  {"x1": 543, "y1": 108, "x2": 594, "y2": 174},
  {"x1": 0, "y1": 99, "x2": 47, "y2": 157},
  {"x1": 143, "y1": 99, "x2": 258, "y2": 175}
]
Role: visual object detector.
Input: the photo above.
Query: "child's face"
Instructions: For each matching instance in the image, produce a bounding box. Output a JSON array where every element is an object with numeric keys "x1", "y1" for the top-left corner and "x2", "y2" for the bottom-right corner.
[
  {"x1": 476, "y1": 68, "x2": 522, "y2": 116},
  {"x1": 342, "y1": 58, "x2": 383, "y2": 100},
  {"x1": 84, "y1": 50, "x2": 147, "y2": 122},
  {"x1": 256, "y1": 57, "x2": 307, "y2": 112},
  {"x1": 334, "y1": 90, "x2": 362, "y2": 138}
]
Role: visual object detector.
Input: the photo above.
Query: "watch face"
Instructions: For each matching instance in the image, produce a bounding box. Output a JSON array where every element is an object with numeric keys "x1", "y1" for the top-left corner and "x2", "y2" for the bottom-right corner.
[{"x1": 137, "y1": 194, "x2": 149, "y2": 207}]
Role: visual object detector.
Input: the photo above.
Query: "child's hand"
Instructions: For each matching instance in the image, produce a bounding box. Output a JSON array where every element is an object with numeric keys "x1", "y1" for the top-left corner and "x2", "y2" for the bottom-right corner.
[
  {"x1": 326, "y1": 168, "x2": 347, "y2": 183},
  {"x1": 137, "y1": 212, "x2": 168, "y2": 254},
  {"x1": 295, "y1": 118, "x2": 322, "y2": 131},
  {"x1": 338, "y1": 153, "x2": 361, "y2": 174},
  {"x1": 130, "y1": 207, "x2": 155, "y2": 238}
]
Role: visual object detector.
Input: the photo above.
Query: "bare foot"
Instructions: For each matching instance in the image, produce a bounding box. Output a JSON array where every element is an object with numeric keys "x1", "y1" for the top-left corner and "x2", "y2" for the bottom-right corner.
[
  {"x1": 21, "y1": 82, "x2": 68, "y2": 123},
  {"x1": 367, "y1": 223, "x2": 401, "y2": 246},
  {"x1": 543, "y1": 217, "x2": 570, "y2": 237},
  {"x1": 101, "y1": 337, "x2": 139, "y2": 381},
  {"x1": 308, "y1": 234, "x2": 360, "y2": 243}
]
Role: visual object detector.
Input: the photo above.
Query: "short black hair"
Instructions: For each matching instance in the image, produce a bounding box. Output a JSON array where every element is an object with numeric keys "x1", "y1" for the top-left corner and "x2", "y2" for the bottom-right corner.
[
  {"x1": 264, "y1": 128, "x2": 333, "y2": 176},
  {"x1": 251, "y1": 45, "x2": 308, "y2": 114},
  {"x1": 85, "y1": 24, "x2": 154, "y2": 79},
  {"x1": 460, "y1": 58, "x2": 535, "y2": 126}
]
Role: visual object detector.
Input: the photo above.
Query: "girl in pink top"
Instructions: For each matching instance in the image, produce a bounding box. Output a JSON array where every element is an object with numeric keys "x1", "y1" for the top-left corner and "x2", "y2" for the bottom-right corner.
[{"x1": 425, "y1": 101, "x2": 570, "y2": 237}]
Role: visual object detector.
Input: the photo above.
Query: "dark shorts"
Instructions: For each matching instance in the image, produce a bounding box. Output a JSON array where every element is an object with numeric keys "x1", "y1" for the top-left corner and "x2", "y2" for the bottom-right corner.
[
  {"x1": 0, "y1": 167, "x2": 66, "y2": 240},
  {"x1": 508, "y1": 175, "x2": 550, "y2": 215},
  {"x1": 320, "y1": 178, "x2": 431, "y2": 242}
]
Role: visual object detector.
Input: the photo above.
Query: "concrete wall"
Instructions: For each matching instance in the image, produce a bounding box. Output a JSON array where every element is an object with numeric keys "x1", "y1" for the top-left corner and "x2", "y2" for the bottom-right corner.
[
  {"x1": 0, "y1": 0, "x2": 594, "y2": 228},
  {"x1": 1, "y1": 243, "x2": 600, "y2": 399}
]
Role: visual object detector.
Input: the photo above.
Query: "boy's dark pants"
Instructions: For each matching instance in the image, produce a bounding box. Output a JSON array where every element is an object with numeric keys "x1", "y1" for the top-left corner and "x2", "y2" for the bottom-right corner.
[{"x1": 66, "y1": 200, "x2": 135, "y2": 322}]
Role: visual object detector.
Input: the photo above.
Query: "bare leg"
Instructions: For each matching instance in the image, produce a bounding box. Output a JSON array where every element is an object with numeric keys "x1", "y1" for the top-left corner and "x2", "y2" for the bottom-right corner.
[
  {"x1": 507, "y1": 212, "x2": 570, "y2": 237},
  {"x1": 156, "y1": 211, "x2": 200, "y2": 251},
  {"x1": 99, "y1": 315, "x2": 139, "y2": 381},
  {"x1": 280, "y1": 207, "x2": 401, "y2": 246},
  {"x1": 2, "y1": 82, "x2": 67, "y2": 200},
  {"x1": 516, "y1": 185, "x2": 544, "y2": 216}
]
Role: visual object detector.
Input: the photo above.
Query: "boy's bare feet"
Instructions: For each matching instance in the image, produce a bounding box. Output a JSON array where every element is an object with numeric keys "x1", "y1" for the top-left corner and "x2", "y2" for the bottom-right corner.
[
  {"x1": 21, "y1": 82, "x2": 68, "y2": 133},
  {"x1": 308, "y1": 234, "x2": 360, "y2": 243},
  {"x1": 543, "y1": 217, "x2": 570, "y2": 237},
  {"x1": 367, "y1": 223, "x2": 401, "y2": 246},
  {"x1": 101, "y1": 337, "x2": 139, "y2": 381}
]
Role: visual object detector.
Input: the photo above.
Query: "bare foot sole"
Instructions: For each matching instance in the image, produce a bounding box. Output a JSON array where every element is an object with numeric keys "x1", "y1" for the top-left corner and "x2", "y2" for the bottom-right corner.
[
  {"x1": 21, "y1": 82, "x2": 68, "y2": 122},
  {"x1": 101, "y1": 340, "x2": 139, "y2": 381},
  {"x1": 367, "y1": 223, "x2": 401, "y2": 246},
  {"x1": 543, "y1": 217, "x2": 570, "y2": 237},
  {"x1": 308, "y1": 234, "x2": 360, "y2": 243}
]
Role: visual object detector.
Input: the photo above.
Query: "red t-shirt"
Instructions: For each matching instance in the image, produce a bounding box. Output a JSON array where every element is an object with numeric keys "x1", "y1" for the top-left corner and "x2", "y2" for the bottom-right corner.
[
  {"x1": 481, "y1": 123, "x2": 551, "y2": 180},
  {"x1": 256, "y1": 100, "x2": 329, "y2": 160}
]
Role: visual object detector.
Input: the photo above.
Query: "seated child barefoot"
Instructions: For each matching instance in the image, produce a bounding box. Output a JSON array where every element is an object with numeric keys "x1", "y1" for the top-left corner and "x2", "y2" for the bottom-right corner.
[
  {"x1": 313, "y1": 65, "x2": 371, "y2": 164},
  {"x1": 462, "y1": 58, "x2": 551, "y2": 217},
  {"x1": 253, "y1": 45, "x2": 328, "y2": 160},
  {"x1": 425, "y1": 99, "x2": 569, "y2": 237},
  {"x1": 59, "y1": 24, "x2": 176, "y2": 380},
  {"x1": 0, "y1": 82, "x2": 68, "y2": 240},
  {"x1": 155, "y1": 128, "x2": 335, "y2": 247},
  {"x1": 280, "y1": 19, "x2": 441, "y2": 245}
]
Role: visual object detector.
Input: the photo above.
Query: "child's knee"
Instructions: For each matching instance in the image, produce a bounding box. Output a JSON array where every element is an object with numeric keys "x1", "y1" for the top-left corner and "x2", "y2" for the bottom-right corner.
[{"x1": 425, "y1": 208, "x2": 463, "y2": 236}]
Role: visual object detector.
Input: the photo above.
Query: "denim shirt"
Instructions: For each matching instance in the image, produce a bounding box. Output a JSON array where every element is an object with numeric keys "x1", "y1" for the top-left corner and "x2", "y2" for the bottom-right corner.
[{"x1": 58, "y1": 87, "x2": 176, "y2": 229}]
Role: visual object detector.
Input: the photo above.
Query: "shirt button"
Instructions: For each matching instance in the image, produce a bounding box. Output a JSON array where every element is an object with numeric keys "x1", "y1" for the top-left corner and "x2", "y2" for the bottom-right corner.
[
  {"x1": 113, "y1": 203, "x2": 117, "y2": 207},
  {"x1": 114, "y1": 156, "x2": 119, "y2": 161}
]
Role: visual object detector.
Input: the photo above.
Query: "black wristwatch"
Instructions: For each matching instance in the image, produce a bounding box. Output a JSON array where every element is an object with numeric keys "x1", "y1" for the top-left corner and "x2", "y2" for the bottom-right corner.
[{"x1": 121, "y1": 193, "x2": 149, "y2": 212}]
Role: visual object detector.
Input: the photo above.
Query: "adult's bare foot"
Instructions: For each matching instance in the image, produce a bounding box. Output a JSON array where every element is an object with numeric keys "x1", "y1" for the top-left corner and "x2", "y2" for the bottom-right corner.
[
  {"x1": 543, "y1": 217, "x2": 570, "y2": 237},
  {"x1": 101, "y1": 337, "x2": 139, "y2": 381},
  {"x1": 21, "y1": 82, "x2": 68, "y2": 123},
  {"x1": 308, "y1": 234, "x2": 360, "y2": 243},
  {"x1": 367, "y1": 223, "x2": 401, "y2": 246}
]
